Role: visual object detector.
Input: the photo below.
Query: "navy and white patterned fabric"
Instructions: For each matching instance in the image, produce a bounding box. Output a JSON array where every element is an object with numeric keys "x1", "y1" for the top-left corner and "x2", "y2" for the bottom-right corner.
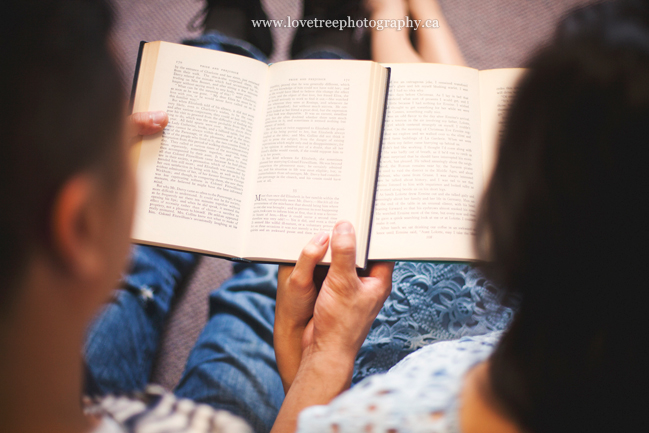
[{"x1": 87, "y1": 385, "x2": 252, "y2": 433}]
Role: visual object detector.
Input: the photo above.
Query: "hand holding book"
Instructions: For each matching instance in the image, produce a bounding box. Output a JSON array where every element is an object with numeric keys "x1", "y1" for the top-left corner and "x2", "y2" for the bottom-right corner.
[{"x1": 272, "y1": 220, "x2": 394, "y2": 433}]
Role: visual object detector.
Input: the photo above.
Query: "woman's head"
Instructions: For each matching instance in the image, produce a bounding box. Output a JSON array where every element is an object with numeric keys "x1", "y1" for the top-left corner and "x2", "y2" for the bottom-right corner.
[{"x1": 476, "y1": 0, "x2": 649, "y2": 431}]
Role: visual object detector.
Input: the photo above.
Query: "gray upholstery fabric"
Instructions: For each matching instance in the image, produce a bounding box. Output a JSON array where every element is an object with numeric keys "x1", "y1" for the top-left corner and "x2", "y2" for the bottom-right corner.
[{"x1": 109, "y1": 0, "x2": 595, "y2": 390}]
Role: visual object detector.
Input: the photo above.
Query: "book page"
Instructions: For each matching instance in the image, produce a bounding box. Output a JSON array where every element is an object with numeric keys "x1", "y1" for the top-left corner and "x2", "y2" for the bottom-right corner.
[
  {"x1": 131, "y1": 42, "x2": 269, "y2": 258},
  {"x1": 479, "y1": 68, "x2": 526, "y2": 187},
  {"x1": 241, "y1": 60, "x2": 387, "y2": 266},
  {"x1": 369, "y1": 63, "x2": 483, "y2": 261}
]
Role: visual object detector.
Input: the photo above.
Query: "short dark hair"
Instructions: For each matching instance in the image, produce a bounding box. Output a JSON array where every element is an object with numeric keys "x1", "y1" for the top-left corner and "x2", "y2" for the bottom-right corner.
[
  {"x1": 476, "y1": 0, "x2": 649, "y2": 431},
  {"x1": 0, "y1": 0, "x2": 124, "y2": 301}
]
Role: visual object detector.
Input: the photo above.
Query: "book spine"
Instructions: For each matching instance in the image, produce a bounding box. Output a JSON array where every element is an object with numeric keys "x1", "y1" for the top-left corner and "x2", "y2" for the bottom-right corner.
[
  {"x1": 129, "y1": 41, "x2": 147, "y2": 113},
  {"x1": 365, "y1": 67, "x2": 392, "y2": 268}
]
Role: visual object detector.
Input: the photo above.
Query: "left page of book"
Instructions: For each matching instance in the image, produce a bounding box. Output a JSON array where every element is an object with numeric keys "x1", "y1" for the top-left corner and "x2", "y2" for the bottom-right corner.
[{"x1": 131, "y1": 41, "x2": 269, "y2": 259}]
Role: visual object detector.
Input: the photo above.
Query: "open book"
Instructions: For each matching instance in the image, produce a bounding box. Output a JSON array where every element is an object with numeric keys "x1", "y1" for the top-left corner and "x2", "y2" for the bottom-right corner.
[{"x1": 131, "y1": 41, "x2": 524, "y2": 268}]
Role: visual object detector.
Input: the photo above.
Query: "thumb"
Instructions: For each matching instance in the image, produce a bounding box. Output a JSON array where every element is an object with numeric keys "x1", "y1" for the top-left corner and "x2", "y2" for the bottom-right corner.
[
  {"x1": 128, "y1": 111, "x2": 168, "y2": 137},
  {"x1": 329, "y1": 220, "x2": 357, "y2": 277}
]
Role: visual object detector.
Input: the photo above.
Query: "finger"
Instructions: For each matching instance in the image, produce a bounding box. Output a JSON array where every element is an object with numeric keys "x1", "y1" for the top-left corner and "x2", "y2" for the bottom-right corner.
[
  {"x1": 363, "y1": 261, "x2": 394, "y2": 302},
  {"x1": 128, "y1": 111, "x2": 168, "y2": 137},
  {"x1": 278, "y1": 264, "x2": 295, "y2": 288},
  {"x1": 290, "y1": 232, "x2": 330, "y2": 288},
  {"x1": 362, "y1": 261, "x2": 394, "y2": 282},
  {"x1": 329, "y1": 220, "x2": 357, "y2": 277}
]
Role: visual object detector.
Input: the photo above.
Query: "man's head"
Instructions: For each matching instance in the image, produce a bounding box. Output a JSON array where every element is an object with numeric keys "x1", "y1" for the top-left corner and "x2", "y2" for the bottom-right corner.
[{"x1": 0, "y1": 0, "x2": 131, "y2": 317}]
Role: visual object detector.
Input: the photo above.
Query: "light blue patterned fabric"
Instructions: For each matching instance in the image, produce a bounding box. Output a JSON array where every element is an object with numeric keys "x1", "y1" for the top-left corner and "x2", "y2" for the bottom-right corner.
[
  {"x1": 353, "y1": 263, "x2": 517, "y2": 384},
  {"x1": 299, "y1": 332, "x2": 502, "y2": 433}
]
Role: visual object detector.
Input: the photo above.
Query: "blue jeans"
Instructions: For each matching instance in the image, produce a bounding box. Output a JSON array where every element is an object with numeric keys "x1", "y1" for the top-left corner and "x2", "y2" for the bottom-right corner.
[
  {"x1": 85, "y1": 246, "x2": 281, "y2": 433},
  {"x1": 184, "y1": 31, "x2": 356, "y2": 61}
]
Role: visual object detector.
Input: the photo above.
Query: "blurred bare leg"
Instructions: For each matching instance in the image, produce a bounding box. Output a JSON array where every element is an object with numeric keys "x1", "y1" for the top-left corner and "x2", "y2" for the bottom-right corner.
[
  {"x1": 409, "y1": 0, "x2": 465, "y2": 65},
  {"x1": 367, "y1": 0, "x2": 423, "y2": 63}
]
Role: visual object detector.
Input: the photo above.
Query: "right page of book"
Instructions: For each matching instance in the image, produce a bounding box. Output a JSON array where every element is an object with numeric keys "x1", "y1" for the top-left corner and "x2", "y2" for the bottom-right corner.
[
  {"x1": 368, "y1": 63, "x2": 483, "y2": 261},
  {"x1": 478, "y1": 68, "x2": 527, "y2": 188}
]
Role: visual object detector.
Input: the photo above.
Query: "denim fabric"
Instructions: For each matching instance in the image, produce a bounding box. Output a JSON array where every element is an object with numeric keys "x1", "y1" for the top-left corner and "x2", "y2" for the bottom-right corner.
[
  {"x1": 184, "y1": 31, "x2": 269, "y2": 63},
  {"x1": 174, "y1": 263, "x2": 281, "y2": 433},
  {"x1": 84, "y1": 246, "x2": 281, "y2": 433},
  {"x1": 84, "y1": 246, "x2": 199, "y2": 396},
  {"x1": 183, "y1": 31, "x2": 352, "y2": 61},
  {"x1": 293, "y1": 46, "x2": 355, "y2": 60}
]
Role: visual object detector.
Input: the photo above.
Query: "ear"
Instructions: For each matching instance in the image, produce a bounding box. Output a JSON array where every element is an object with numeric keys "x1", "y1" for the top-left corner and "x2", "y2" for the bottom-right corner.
[{"x1": 50, "y1": 174, "x2": 105, "y2": 281}]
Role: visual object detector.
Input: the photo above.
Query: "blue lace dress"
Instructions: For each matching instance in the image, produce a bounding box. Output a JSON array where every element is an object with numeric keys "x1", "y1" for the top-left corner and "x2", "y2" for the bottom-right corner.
[
  {"x1": 353, "y1": 262, "x2": 517, "y2": 384},
  {"x1": 297, "y1": 262, "x2": 518, "y2": 432}
]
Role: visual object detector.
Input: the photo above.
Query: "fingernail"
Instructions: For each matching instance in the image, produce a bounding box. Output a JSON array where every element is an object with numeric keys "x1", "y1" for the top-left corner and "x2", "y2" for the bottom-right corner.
[
  {"x1": 312, "y1": 231, "x2": 329, "y2": 246},
  {"x1": 150, "y1": 111, "x2": 166, "y2": 125},
  {"x1": 334, "y1": 221, "x2": 354, "y2": 234}
]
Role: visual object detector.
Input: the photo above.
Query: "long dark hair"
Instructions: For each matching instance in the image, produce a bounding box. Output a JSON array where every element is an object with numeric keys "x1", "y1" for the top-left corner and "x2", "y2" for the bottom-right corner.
[{"x1": 476, "y1": 1, "x2": 649, "y2": 431}]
